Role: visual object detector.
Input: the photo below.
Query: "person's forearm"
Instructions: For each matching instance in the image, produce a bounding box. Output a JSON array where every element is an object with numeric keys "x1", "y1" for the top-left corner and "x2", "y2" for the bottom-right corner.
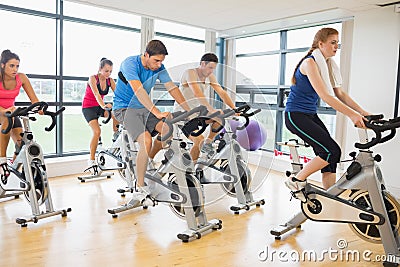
[
  {"x1": 337, "y1": 92, "x2": 367, "y2": 115},
  {"x1": 321, "y1": 94, "x2": 356, "y2": 117},
  {"x1": 169, "y1": 87, "x2": 191, "y2": 111},
  {"x1": 219, "y1": 91, "x2": 236, "y2": 109},
  {"x1": 135, "y1": 87, "x2": 159, "y2": 114}
]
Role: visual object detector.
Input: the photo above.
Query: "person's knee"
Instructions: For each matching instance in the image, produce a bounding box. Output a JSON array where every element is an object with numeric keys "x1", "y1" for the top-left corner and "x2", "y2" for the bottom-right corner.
[
  {"x1": 330, "y1": 144, "x2": 341, "y2": 163},
  {"x1": 93, "y1": 128, "x2": 101, "y2": 138}
]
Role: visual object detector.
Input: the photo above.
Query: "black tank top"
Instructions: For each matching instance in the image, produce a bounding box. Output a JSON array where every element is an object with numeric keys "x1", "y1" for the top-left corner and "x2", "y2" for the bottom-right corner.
[{"x1": 95, "y1": 75, "x2": 111, "y2": 96}]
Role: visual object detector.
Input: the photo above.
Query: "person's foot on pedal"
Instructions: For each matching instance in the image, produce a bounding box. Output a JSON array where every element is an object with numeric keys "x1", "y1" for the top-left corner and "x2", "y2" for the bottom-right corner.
[
  {"x1": 85, "y1": 159, "x2": 98, "y2": 175},
  {"x1": 285, "y1": 177, "x2": 307, "y2": 202},
  {"x1": 201, "y1": 142, "x2": 214, "y2": 155},
  {"x1": 135, "y1": 185, "x2": 154, "y2": 206},
  {"x1": 0, "y1": 159, "x2": 10, "y2": 185}
]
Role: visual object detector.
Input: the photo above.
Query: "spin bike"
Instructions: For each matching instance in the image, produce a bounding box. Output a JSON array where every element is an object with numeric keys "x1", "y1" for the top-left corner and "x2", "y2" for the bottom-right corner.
[
  {"x1": 108, "y1": 106, "x2": 223, "y2": 242},
  {"x1": 270, "y1": 115, "x2": 400, "y2": 266},
  {"x1": 169, "y1": 104, "x2": 265, "y2": 217},
  {"x1": 78, "y1": 109, "x2": 127, "y2": 182},
  {"x1": 2, "y1": 102, "x2": 71, "y2": 227}
]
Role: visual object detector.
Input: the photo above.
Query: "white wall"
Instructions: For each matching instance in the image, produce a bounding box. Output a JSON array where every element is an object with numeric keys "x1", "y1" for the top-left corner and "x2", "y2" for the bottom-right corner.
[{"x1": 345, "y1": 6, "x2": 400, "y2": 190}]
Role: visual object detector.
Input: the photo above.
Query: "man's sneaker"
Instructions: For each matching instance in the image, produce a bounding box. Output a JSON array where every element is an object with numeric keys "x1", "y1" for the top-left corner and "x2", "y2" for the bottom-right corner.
[
  {"x1": 134, "y1": 185, "x2": 155, "y2": 206},
  {"x1": 84, "y1": 160, "x2": 99, "y2": 175},
  {"x1": 285, "y1": 177, "x2": 307, "y2": 202},
  {"x1": 201, "y1": 142, "x2": 214, "y2": 156},
  {"x1": 0, "y1": 162, "x2": 10, "y2": 185}
]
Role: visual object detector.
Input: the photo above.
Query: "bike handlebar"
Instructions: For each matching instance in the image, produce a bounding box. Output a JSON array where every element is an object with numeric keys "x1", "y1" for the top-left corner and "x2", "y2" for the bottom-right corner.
[
  {"x1": 2, "y1": 101, "x2": 65, "y2": 134},
  {"x1": 157, "y1": 105, "x2": 208, "y2": 141},
  {"x1": 179, "y1": 103, "x2": 261, "y2": 135},
  {"x1": 354, "y1": 114, "x2": 400, "y2": 149},
  {"x1": 102, "y1": 107, "x2": 112, "y2": 124}
]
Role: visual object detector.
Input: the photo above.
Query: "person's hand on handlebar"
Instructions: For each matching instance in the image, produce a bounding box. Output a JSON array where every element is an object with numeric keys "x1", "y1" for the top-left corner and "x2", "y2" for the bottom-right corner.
[
  {"x1": 103, "y1": 103, "x2": 112, "y2": 110},
  {"x1": 349, "y1": 111, "x2": 367, "y2": 128},
  {"x1": 154, "y1": 110, "x2": 171, "y2": 120}
]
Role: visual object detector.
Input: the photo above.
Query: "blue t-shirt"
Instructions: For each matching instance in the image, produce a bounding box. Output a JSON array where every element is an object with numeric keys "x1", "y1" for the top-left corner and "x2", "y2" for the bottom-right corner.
[
  {"x1": 285, "y1": 56, "x2": 319, "y2": 114},
  {"x1": 113, "y1": 55, "x2": 172, "y2": 109}
]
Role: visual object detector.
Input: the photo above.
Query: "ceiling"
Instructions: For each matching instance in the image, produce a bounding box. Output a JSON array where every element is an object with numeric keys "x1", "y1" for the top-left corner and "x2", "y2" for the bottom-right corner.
[{"x1": 67, "y1": 0, "x2": 396, "y2": 37}]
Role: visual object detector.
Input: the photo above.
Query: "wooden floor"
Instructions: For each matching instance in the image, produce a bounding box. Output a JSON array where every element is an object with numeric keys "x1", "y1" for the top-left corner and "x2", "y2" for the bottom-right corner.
[{"x1": 0, "y1": 165, "x2": 390, "y2": 266}]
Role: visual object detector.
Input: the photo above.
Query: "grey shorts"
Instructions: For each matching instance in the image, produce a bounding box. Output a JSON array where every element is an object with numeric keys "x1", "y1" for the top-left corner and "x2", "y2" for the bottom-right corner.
[{"x1": 113, "y1": 108, "x2": 161, "y2": 141}]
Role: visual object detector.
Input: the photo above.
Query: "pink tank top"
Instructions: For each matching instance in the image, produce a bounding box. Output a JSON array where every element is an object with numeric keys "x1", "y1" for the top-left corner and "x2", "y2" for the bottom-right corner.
[
  {"x1": 82, "y1": 75, "x2": 111, "y2": 108},
  {"x1": 0, "y1": 74, "x2": 23, "y2": 108}
]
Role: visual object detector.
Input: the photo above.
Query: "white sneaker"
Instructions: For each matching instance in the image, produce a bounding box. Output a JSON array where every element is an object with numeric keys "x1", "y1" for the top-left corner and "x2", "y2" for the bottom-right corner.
[
  {"x1": 0, "y1": 162, "x2": 10, "y2": 185},
  {"x1": 85, "y1": 160, "x2": 99, "y2": 175},
  {"x1": 135, "y1": 185, "x2": 155, "y2": 206},
  {"x1": 285, "y1": 177, "x2": 307, "y2": 202}
]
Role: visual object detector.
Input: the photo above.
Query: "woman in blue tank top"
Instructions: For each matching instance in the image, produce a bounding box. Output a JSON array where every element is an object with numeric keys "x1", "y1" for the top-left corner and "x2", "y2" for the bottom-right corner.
[{"x1": 284, "y1": 27, "x2": 370, "y2": 201}]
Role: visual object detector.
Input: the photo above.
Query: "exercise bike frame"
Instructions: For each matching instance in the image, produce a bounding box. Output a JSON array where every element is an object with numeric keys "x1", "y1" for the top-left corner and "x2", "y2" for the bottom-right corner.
[
  {"x1": 3, "y1": 102, "x2": 71, "y2": 226},
  {"x1": 270, "y1": 115, "x2": 400, "y2": 266}
]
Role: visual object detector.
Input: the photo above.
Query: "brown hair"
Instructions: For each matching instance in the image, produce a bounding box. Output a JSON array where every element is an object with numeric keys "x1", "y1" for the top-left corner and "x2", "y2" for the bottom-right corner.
[
  {"x1": 0, "y1": 49, "x2": 20, "y2": 86},
  {"x1": 291, "y1": 27, "x2": 339, "y2": 85}
]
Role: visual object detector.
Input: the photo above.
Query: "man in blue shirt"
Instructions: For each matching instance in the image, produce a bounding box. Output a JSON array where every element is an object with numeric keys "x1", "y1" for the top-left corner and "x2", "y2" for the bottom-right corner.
[{"x1": 113, "y1": 40, "x2": 190, "y2": 198}]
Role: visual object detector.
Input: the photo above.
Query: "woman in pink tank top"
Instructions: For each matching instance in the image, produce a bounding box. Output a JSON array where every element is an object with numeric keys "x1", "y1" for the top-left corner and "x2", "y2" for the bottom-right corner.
[
  {"x1": 82, "y1": 58, "x2": 117, "y2": 171},
  {"x1": 0, "y1": 50, "x2": 43, "y2": 184}
]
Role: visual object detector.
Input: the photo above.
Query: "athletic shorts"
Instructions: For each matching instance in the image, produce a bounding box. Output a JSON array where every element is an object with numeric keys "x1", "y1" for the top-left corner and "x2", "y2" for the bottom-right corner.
[
  {"x1": 0, "y1": 116, "x2": 22, "y2": 129},
  {"x1": 113, "y1": 108, "x2": 161, "y2": 142},
  {"x1": 285, "y1": 112, "x2": 341, "y2": 173},
  {"x1": 82, "y1": 106, "x2": 105, "y2": 123}
]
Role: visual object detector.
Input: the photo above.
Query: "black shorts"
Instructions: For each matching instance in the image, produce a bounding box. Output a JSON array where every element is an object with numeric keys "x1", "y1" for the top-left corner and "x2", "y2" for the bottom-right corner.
[
  {"x1": 0, "y1": 116, "x2": 22, "y2": 129},
  {"x1": 82, "y1": 106, "x2": 105, "y2": 123},
  {"x1": 285, "y1": 112, "x2": 341, "y2": 173}
]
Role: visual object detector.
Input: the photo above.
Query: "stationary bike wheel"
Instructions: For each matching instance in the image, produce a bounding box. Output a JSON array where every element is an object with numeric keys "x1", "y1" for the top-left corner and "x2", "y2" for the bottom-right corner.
[
  {"x1": 168, "y1": 173, "x2": 203, "y2": 219},
  {"x1": 348, "y1": 191, "x2": 400, "y2": 243},
  {"x1": 219, "y1": 159, "x2": 251, "y2": 197},
  {"x1": 21, "y1": 164, "x2": 48, "y2": 205}
]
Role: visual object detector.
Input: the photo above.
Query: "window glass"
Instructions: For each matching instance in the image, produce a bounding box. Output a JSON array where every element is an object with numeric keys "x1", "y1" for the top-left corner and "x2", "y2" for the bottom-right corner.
[
  {"x1": 287, "y1": 23, "x2": 342, "y2": 49},
  {"x1": 63, "y1": 21, "x2": 140, "y2": 78},
  {"x1": 18, "y1": 79, "x2": 57, "y2": 103},
  {"x1": 0, "y1": 10, "x2": 56, "y2": 75},
  {"x1": 62, "y1": 106, "x2": 115, "y2": 152},
  {"x1": 254, "y1": 93, "x2": 277, "y2": 105},
  {"x1": 63, "y1": 1, "x2": 141, "y2": 27},
  {"x1": 7, "y1": 110, "x2": 56, "y2": 155},
  {"x1": 236, "y1": 33, "x2": 280, "y2": 54},
  {"x1": 236, "y1": 55, "x2": 279, "y2": 85},
  {"x1": 63, "y1": 80, "x2": 87, "y2": 103},
  {"x1": 154, "y1": 36, "x2": 204, "y2": 80},
  {"x1": 153, "y1": 89, "x2": 174, "y2": 101},
  {"x1": 0, "y1": 0, "x2": 56, "y2": 13},
  {"x1": 285, "y1": 51, "x2": 306, "y2": 86},
  {"x1": 256, "y1": 109, "x2": 276, "y2": 151},
  {"x1": 155, "y1": 20, "x2": 205, "y2": 40},
  {"x1": 235, "y1": 94, "x2": 251, "y2": 103}
]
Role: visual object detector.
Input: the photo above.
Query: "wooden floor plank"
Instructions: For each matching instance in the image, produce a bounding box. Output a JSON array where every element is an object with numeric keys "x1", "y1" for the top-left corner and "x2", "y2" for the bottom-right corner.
[{"x1": 0, "y1": 166, "x2": 389, "y2": 266}]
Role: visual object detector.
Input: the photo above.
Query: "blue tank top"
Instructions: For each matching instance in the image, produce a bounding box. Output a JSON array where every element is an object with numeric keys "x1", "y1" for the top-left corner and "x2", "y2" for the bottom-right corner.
[{"x1": 285, "y1": 56, "x2": 318, "y2": 114}]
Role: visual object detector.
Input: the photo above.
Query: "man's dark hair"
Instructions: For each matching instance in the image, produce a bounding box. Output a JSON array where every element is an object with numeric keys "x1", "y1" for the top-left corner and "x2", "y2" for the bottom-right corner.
[
  {"x1": 145, "y1": 40, "x2": 168, "y2": 56},
  {"x1": 200, "y1": 53, "x2": 218, "y2": 64}
]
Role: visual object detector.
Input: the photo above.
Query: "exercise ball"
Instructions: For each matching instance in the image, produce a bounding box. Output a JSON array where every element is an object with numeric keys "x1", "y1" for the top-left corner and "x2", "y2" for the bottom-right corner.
[
  {"x1": 236, "y1": 120, "x2": 267, "y2": 151},
  {"x1": 220, "y1": 119, "x2": 241, "y2": 135}
]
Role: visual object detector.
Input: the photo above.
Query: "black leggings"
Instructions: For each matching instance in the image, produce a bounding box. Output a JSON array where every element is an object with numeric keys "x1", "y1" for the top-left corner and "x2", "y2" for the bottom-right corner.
[{"x1": 285, "y1": 112, "x2": 341, "y2": 173}]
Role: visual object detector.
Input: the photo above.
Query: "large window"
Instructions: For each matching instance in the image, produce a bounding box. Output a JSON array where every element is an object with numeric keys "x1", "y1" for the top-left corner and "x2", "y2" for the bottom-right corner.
[
  {"x1": 155, "y1": 19, "x2": 205, "y2": 78},
  {"x1": 0, "y1": 1, "x2": 206, "y2": 157},
  {"x1": 235, "y1": 23, "x2": 342, "y2": 153},
  {"x1": 63, "y1": 21, "x2": 140, "y2": 78},
  {"x1": 0, "y1": 10, "x2": 57, "y2": 75}
]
